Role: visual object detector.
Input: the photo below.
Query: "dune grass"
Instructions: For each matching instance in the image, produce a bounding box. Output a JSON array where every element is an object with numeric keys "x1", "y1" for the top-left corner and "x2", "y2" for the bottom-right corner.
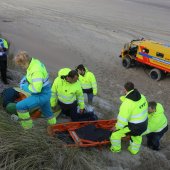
[{"x1": 0, "y1": 110, "x2": 105, "y2": 170}]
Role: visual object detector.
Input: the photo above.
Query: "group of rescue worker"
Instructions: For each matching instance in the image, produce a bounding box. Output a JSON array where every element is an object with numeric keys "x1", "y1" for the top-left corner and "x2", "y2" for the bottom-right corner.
[
  {"x1": 110, "y1": 82, "x2": 168, "y2": 154},
  {"x1": 13, "y1": 51, "x2": 98, "y2": 129},
  {"x1": 0, "y1": 37, "x2": 168, "y2": 155}
]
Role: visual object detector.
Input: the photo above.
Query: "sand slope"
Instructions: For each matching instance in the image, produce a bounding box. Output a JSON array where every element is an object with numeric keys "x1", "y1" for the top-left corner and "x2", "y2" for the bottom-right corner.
[{"x1": 0, "y1": 0, "x2": 170, "y2": 169}]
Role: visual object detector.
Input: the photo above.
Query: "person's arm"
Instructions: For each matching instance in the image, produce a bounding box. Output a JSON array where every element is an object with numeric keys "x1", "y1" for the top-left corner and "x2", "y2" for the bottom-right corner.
[
  {"x1": 76, "y1": 83, "x2": 85, "y2": 110},
  {"x1": 115, "y1": 101, "x2": 130, "y2": 130},
  {"x1": 50, "y1": 78, "x2": 58, "y2": 108},
  {"x1": 90, "y1": 72, "x2": 97, "y2": 95}
]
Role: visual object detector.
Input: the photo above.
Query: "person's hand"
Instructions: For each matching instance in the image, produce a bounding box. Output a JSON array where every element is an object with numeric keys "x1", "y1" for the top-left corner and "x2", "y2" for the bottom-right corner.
[
  {"x1": 93, "y1": 92, "x2": 97, "y2": 96},
  {"x1": 79, "y1": 109, "x2": 84, "y2": 114},
  {"x1": 20, "y1": 76, "x2": 27, "y2": 85},
  {"x1": 51, "y1": 106, "x2": 56, "y2": 112},
  {"x1": 20, "y1": 82, "x2": 28, "y2": 89},
  {"x1": 21, "y1": 83, "x2": 31, "y2": 93},
  {"x1": 20, "y1": 76, "x2": 27, "y2": 88},
  {"x1": 110, "y1": 126, "x2": 116, "y2": 132}
]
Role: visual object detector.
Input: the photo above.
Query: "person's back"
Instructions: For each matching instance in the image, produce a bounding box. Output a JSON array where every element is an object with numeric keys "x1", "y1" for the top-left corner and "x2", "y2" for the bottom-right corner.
[
  {"x1": 110, "y1": 82, "x2": 148, "y2": 155},
  {"x1": 118, "y1": 89, "x2": 148, "y2": 135},
  {"x1": 25, "y1": 58, "x2": 50, "y2": 93}
]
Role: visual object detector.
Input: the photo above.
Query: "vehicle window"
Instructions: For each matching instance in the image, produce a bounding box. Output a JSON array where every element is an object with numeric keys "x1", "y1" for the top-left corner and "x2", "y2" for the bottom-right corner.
[
  {"x1": 142, "y1": 48, "x2": 149, "y2": 54},
  {"x1": 124, "y1": 43, "x2": 129, "y2": 50},
  {"x1": 156, "y1": 52, "x2": 164, "y2": 58},
  {"x1": 130, "y1": 44, "x2": 137, "y2": 48}
]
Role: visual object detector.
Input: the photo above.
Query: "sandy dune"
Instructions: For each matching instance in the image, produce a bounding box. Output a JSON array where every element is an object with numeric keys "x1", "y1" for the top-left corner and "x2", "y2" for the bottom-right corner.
[{"x1": 0, "y1": 0, "x2": 170, "y2": 169}]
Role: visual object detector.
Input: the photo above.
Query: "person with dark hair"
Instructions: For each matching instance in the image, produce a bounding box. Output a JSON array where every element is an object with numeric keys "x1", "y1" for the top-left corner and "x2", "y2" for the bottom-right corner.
[
  {"x1": 51, "y1": 68, "x2": 84, "y2": 117},
  {"x1": 142, "y1": 101, "x2": 168, "y2": 151},
  {"x1": 124, "y1": 81, "x2": 134, "y2": 91},
  {"x1": 51, "y1": 68, "x2": 97, "y2": 121},
  {"x1": 76, "y1": 64, "x2": 97, "y2": 105},
  {"x1": 0, "y1": 38, "x2": 9, "y2": 84},
  {"x1": 110, "y1": 81, "x2": 148, "y2": 154}
]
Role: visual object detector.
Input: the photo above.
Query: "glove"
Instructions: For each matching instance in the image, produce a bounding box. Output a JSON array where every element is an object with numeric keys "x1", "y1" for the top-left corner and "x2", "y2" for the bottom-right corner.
[
  {"x1": 20, "y1": 76, "x2": 27, "y2": 88},
  {"x1": 79, "y1": 109, "x2": 85, "y2": 114},
  {"x1": 21, "y1": 83, "x2": 31, "y2": 93}
]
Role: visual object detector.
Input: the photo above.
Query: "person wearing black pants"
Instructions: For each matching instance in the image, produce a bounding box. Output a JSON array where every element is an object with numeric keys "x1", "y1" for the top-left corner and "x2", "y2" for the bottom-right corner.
[
  {"x1": 146, "y1": 125, "x2": 168, "y2": 150},
  {"x1": 0, "y1": 58, "x2": 7, "y2": 84},
  {"x1": 0, "y1": 38, "x2": 9, "y2": 84},
  {"x1": 142, "y1": 101, "x2": 168, "y2": 151},
  {"x1": 58, "y1": 100, "x2": 97, "y2": 121}
]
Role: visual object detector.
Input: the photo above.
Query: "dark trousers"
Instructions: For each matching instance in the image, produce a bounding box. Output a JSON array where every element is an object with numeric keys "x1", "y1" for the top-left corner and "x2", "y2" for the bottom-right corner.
[
  {"x1": 0, "y1": 59, "x2": 7, "y2": 82},
  {"x1": 83, "y1": 88, "x2": 94, "y2": 104},
  {"x1": 146, "y1": 125, "x2": 168, "y2": 150},
  {"x1": 58, "y1": 100, "x2": 96, "y2": 121},
  {"x1": 58, "y1": 100, "x2": 77, "y2": 118},
  {"x1": 86, "y1": 93, "x2": 94, "y2": 105}
]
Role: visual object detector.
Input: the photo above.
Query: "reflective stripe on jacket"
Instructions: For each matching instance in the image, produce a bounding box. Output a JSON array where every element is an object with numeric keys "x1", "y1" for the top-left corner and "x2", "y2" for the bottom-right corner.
[
  {"x1": 0, "y1": 38, "x2": 9, "y2": 56},
  {"x1": 50, "y1": 77, "x2": 85, "y2": 109},
  {"x1": 78, "y1": 68, "x2": 97, "y2": 95},
  {"x1": 26, "y1": 58, "x2": 50, "y2": 93}
]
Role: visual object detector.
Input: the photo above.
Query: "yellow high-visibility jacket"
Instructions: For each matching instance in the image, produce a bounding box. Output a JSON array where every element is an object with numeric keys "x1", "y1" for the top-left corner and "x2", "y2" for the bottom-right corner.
[
  {"x1": 116, "y1": 89, "x2": 148, "y2": 130},
  {"x1": 0, "y1": 38, "x2": 8, "y2": 48},
  {"x1": 0, "y1": 38, "x2": 9, "y2": 56},
  {"x1": 78, "y1": 68, "x2": 97, "y2": 95},
  {"x1": 143, "y1": 103, "x2": 168, "y2": 135},
  {"x1": 51, "y1": 76, "x2": 85, "y2": 109},
  {"x1": 26, "y1": 58, "x2": 49, "y2": 93}
]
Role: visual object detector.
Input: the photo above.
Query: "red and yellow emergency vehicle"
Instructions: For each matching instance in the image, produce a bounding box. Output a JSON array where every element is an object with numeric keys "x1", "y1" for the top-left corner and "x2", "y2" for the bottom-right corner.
[{"x1": 119, "y1": 39, "x2": 170, "y2": 80}]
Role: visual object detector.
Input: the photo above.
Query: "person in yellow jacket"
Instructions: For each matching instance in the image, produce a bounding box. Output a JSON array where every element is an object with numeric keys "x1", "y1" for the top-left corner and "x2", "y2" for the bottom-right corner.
[
  {"x1": 0, "y1": 38, "x2": 9, "y2": 84},
  {"x1": 51, "y1": 68, "x2": 97, "y2": 121},
  {"x1": 14, "y1": 51, "x2": 56, "y2": 129},
  {"x1": 142, "y1": 101, "x2": 168, "y2": 151},
  {"x1": 76, "y1": 64, "x2": 97, "y2": 105},
  {"x1": 110, "y1": 82, "x2": 148, "y2": 154}
]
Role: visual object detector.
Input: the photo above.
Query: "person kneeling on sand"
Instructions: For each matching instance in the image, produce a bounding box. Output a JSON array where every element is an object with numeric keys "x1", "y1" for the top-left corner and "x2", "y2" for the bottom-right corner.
[
  {"x1": 110, "y1": 82, "x2": 148, "y2": 154},
  {"x1": 14, "y1": 51, "x2": 56, "y2": 129},
  {"x1": 142, "y1": 101, "x2": 168, "y2": 151},
  {"x1": 50, "y1": 68, "x2": 97, "y2": 121}
]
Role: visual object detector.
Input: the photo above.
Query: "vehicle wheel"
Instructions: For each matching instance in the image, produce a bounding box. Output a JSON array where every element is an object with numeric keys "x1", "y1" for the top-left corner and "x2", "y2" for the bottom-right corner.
[
  {"x1": 149, "y1": 68, "x2": 162, "y2": 81},
  {"x1": 122, "y1": 57, "x2": 131, "y2": 68}
]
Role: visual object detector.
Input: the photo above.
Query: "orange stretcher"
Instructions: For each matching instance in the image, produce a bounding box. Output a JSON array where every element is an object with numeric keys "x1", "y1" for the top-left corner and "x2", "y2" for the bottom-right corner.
[{"x1": 47, "y1": 119, "x2": 130, "y2": 147}]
